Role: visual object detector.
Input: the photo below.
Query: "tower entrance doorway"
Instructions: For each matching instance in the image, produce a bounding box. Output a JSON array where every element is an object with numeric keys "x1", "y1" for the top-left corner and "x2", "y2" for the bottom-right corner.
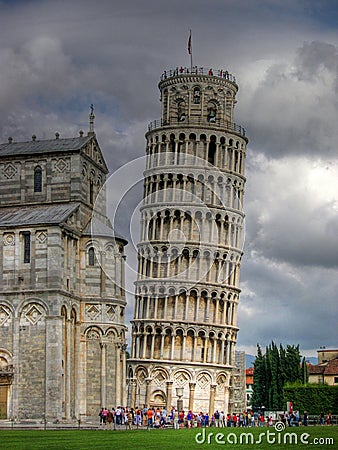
[
  {"x1": 150, "y1": 391, "x2": 166, "y2": 409},
  {"x1": 0, "y1": 385, "x2": 7, "y2": 419}
]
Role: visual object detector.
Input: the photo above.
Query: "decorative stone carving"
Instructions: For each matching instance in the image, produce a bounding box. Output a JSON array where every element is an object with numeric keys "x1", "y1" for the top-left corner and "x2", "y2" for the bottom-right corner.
[
  {"x1": 53, "y1": 158, "x2": 69, "y2": 173},
  {"x1": 36, "y1": 231, "x2": 48, "y2": 244},
  {"x1": 197, "y1": 373, "x2": 211, "y2": 389},
  {"x1": 106, "y1": 305, "x2": 116, "y2": 321},
  {"x1": 3, "y1": 162, "x2": 17, "y2": 179},
  {"x1": 152, "y1": 370, "x2": 166, "y2": 386},
  {"x1": 174, "y1": 371, "x2": 190, "y2": 386},
  {"x1": 0, "y1": 305, "x2": 11, "y2": 326},
  {"x1": 3, "y1": 233, "x2": 15, "y2": 246},
  {"x1": 136, "y1": 368, "x2": 147, "y2": 385},
  {"x1": 87, "y1": 329, "x2": 100, "y2": 340},
  {"x1": 24, "y1": 304, "x2": 43, "y2": 325},
  {"x1": 86, "y1": 304, "x2": 101, "y2": 321}
]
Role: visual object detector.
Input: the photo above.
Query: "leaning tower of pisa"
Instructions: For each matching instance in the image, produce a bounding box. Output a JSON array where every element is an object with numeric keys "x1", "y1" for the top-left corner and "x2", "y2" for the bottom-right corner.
[{"x1": 128, "y1": 66, "x2": 248, "y2": 414}]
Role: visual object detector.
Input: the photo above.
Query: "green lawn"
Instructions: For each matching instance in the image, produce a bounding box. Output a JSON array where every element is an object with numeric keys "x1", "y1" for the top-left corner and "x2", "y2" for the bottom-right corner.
[{"x1": 0, "y1": 426, "x2": 336, "y2": 450}]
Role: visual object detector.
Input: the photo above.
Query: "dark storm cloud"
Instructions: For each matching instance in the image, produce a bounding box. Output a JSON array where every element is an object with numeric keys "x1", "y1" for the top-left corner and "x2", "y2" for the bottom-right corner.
[{"x1": 0, "y1": 0, "x2": 337, "y2": 355}]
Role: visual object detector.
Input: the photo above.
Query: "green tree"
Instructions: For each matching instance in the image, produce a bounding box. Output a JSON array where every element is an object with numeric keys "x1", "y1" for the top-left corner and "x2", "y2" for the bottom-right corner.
[
  {"x1": 252, "y1": 342, "x2": 305, "y2": 410},
  {"x1": 301, "y1": 356, "x2": 309, "y2": 384},
  {"x1": 251, "y1": 344, "x2": 266, "y2": 409},
  {"x1": 286, "y1": 344, "x2": 301, "y2": 383}
]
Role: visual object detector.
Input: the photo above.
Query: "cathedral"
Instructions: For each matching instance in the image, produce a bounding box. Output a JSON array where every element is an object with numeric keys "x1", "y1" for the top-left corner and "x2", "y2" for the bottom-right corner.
[
  {"x1": 0, "y1": 64, "x2": 247, "y2": 421},
  {"x1": 127, "y1": 66, "x2": 247, "y2": 414},
  {"x1": 0, "y1": 110, "x2": 128, "y2": 421}
]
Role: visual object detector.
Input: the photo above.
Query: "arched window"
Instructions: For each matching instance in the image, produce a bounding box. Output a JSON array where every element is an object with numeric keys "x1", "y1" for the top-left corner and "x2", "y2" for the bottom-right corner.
[
  {"x1": 177, "y1": 100, "x2": 186, "y2": 122},
  {"x1": 88, "y1": 247, "x2": 95, "y2": 266},
  {"x1": 34, "y1": 166, "x2": 42, "y2": 192},
  {"x1": 207, "y1": 101, "x2": 217, "y2": 123},
  {"x1": 193, "y1": 86, "x2": 201, "y2": 104},
  {"x1": 89, "y1": 180, "x2": 94, "y2": 204},
  {"x1": 208, "y1": 136, "x2": 217, "y2": 164},
  {"x1": 22, "y1": 231, "x2": 31, "y2": 263}
]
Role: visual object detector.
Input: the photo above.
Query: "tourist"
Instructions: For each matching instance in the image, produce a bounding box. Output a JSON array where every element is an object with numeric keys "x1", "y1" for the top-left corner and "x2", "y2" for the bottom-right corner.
[
  {"x1": 106, "y1": 409, "x2": 113, "y2": 430},
  {"x1": 303, "y1": 411, "x2": 308, "y2": 426},
  {"x1": 135, "y1": 407, "x2": 142, "y2": 428},
  {"x1": 173, "y1": 409, "x2": 179, "y2": 429},
  {"x1": 214, "y1": 410, "x2": 220, "y2": 427},
  {"x1": 147, "y1": 408, "x2": 154, "y2": 429},
  {"x1": 127, "y1": 409, "x2": 133, "y2": 430}
]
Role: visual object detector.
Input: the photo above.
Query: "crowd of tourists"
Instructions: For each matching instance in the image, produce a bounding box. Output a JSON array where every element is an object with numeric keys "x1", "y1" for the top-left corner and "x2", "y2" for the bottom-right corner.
[
  {"x1": 98, "y1": 407, "x2": 277, "y2": 429},
  {"x1": 98, "y1": 407, "x2": 335, "y2": 430}
]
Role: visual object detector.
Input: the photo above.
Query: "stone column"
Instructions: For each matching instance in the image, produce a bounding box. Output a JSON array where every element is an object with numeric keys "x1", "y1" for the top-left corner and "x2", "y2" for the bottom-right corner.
[
  {"x1": 226, "y1": 341, "x2": 230, "y2": 365},
  {"x1": 212, "y1": 339, "x2": 217, "y2": 364},
  {"x1": 45, "y1": 316, "x2": 63, "y2": 421},
  {"x1": 209, "y1": 384, "x2": 217, "y2": 415},
  {"x1": 100, "y1": 340, "x2": 107, "y2": 408},
  {"x1": 192, "y1": 335, "x2": 197, "y2": 361},
  {"x1": 74, "y1": 320, "x2": 81, "y2": 419},
  {"x1": 170, "y1": 334, "x2": 175, "y2": 360},
  {"x1": 188, "y1": 383, "x2": 196, "y2": 411},
  {"x1": 12, "y1": 316, "x2": 20, "y2": 419},
  {"x1": 205, "y1": 296, "x2": 210, "y2": 321},
  {"x1": 203, "y1": 338, "x2": 207, "y2": 363},
  {"x1": 166, "y1": 381, "x2": 173, "y2": 411},
  {"x1": 115, "y1": 343, "x2": 121, "y2": 406},
  {"x1": 100, "y1": 251, "x2": 106, "y2": 296},
  {"x1": 220, "y1": 338, "x2": 225, "y2": 365},
  {"x1": 145, "y1": 378, "x2": 151, "y2": 407},
  {"x1": 182, "y1": 333, "x2": 186, "y2": 360},
  {"x1": 65, "y1": 318, "x2": 71, "y2": 419},
  {"x1": 78, "y1": 333, "x2": 87, "y2": 417},
  {"x1": 160, "y1": 332, "x2": 165, "y2": 358},
  {"x1": 214, "y1": 298, "x2": 219, "y2": 324},
  {"x1": 142, "y1": 333, "x2": 147, "y2": 359},
  {"x1": 150, "y1": 333, "x2": 155, "y2": 359},
  {"x1": 121, "y1": 344, "x2": 127, "y2": 407},
  {"x1": 224, "y1": 385, "x2": 230, "y2": 416},
  {"x1": 130, "y1": 379, "x2": 137, "y2": 409}
]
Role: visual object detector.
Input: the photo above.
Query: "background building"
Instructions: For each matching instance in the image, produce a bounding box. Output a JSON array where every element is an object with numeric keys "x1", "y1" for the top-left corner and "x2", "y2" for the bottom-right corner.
[
  {"x1": 128, "y1": 66, "x2": 248, "y2": 413},
  {"x1": 308, "y1": 349, "x2": 338, "y2": 386},
  {"x1": 245, "y1": 367, "x2": 254, "y2": 410},
  {"x1": 0, "y1": 112, "x2": 127, "y2": 421},
  {"x1": 229, "y1": 350, "x2": 247, "y2": 413}
]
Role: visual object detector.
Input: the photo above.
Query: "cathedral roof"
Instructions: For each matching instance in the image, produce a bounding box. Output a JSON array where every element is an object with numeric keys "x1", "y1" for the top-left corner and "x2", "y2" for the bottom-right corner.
[
  {"x1": 82, "y1": 217, "x2": 128, "y2": 245},
  {"x1": 0, "y1": 136, "x2": 92, "y2": 157},
  {"x1": 0, "y1": 203, "x2": 80, "y2": 227}
]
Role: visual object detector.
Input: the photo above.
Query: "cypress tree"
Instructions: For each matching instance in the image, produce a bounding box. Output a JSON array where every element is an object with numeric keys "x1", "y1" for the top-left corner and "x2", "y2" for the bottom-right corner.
[
  {"x1": 301, "y1": 356, "x2": 309, "y2": 384},
  {"x1": 252, "y1": 344, "x2": 267, "y2": 409},
  {"x1": 286, "y1": 344, "x2": 301, "y2": 383},
  {"x1": 252, "y1": 342, "x2": 305, "y2": 411}
]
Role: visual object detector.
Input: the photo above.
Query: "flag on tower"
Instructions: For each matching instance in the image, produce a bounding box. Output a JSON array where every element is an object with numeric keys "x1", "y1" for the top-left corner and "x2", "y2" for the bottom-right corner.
[{"x1": 188, "y1": 30, "x2": 192, "y2": 55}]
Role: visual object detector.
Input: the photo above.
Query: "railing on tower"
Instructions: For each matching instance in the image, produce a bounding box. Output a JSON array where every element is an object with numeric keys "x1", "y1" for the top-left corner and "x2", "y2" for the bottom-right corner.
[
  {"x1": 148, "y1": 117, "x2": 246, "y2": 137},
  {"x1": 160, "y1": 67, "x2": 237, "y2": 83}
]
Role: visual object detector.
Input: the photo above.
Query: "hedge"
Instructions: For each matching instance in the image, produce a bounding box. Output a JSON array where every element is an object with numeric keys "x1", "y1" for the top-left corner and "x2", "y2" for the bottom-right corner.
[{"x1": 283, "y1": 384, "x2": 338, "y2": 414}]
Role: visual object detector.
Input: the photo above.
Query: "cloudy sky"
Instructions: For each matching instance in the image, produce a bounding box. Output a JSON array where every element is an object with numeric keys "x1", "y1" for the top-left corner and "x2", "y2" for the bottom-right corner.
[{"x1": 1, "y1": 0, "x2": 337, "y2": 358}]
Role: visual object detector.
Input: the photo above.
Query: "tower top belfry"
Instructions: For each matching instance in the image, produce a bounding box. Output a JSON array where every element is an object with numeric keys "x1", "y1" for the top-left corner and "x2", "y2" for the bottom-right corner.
[
  {"x1": 152, "y1": 66, "x2": 246, "y2": 139},
  {"x1": 128, "y1": 65, "x2": 248, "y2": 414}
]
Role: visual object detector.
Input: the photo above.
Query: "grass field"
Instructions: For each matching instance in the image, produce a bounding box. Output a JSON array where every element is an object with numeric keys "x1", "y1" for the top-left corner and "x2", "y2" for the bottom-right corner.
[{"x1": 0, "y1": 426, "x2": 336, "y2": 450}]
